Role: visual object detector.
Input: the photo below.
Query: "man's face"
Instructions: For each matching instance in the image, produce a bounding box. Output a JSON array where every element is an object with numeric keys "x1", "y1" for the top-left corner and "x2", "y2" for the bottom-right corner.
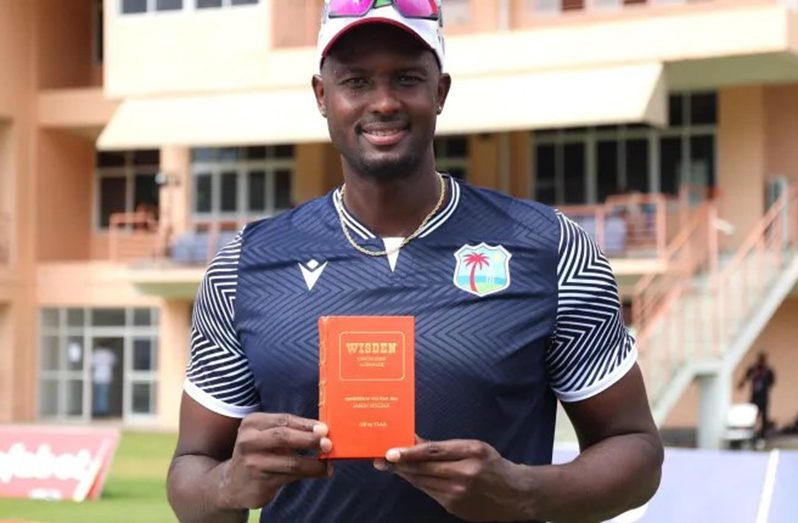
[{"x1": 312, "y1": 24, "x2": 451, "y2": 181}]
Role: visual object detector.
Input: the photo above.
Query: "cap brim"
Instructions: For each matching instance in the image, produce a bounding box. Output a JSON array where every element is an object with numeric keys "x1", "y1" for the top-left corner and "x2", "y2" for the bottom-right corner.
[{"x1": 320, "y1": 17, "x2": 436, "y2": 63}]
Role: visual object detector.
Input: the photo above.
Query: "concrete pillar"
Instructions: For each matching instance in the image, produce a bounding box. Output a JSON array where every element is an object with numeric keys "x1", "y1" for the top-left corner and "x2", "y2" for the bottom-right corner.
[
  {"x1": 160, "y1": 146, "x2": 190, "y2": 237},
  {"x1": 158, "y1": 299, "x2": 191, "y2": 430},
  {"x1": 717, "y1": 86, "x2": 766, "y2": 249},
  {"x1": 697, "y1": 368, "x2": 732, "y2": 449}
]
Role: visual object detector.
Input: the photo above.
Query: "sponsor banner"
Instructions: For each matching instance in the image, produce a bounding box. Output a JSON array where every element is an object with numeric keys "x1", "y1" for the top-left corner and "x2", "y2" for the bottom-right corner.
[{"x1": 0, "y1": 425, "x2": 120, "y2": 502}]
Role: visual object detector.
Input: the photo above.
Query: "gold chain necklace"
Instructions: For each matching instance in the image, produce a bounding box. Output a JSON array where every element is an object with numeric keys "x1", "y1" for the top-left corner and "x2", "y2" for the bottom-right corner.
[{"x1": 336, "y1": 173, "x2": 447, "y2": 257}]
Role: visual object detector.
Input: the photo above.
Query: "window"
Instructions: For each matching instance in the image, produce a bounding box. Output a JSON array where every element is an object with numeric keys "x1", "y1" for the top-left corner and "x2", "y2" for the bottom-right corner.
[
  {"x1": 120, "y1": 0, "x2": 257, "y2": 14},
  {"x1": 95, "y1": 150, "x2": 160, "y2": 229},
  {"x1": 191, "y1": 145, "x2": 294, "y2": 225},
  {"x1": 533, "y1": 92, "x2": 716, "y2": 204},
  {"x1": 528, "y1": 0, "x2": 693, "y2": 15},
  {"x1": 93, "y1": 0, "x2": 104, "y2": 64},
  {"x1": 435, "y1": 136, "x2": 469, "y2": 180},
  {"x1": 38, "y1": 308, "x2": 159, "y2": 421}
]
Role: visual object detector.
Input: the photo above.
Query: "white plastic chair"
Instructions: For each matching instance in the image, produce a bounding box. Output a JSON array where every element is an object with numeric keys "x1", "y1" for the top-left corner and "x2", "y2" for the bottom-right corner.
[{"x1": 722, "y1": 403, "x2": 759, "y2": 449}]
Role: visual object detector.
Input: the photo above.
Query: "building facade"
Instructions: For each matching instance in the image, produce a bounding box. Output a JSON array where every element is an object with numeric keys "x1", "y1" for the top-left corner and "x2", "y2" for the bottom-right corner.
[{"x1": 1, "y1": 0, "x2": 797, "y2": 445}]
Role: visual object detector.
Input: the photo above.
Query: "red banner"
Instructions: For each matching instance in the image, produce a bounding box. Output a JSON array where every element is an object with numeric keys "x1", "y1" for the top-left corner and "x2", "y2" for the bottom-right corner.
[{"x1": 0, "y1": 425, "x2": 120, "y2": 502}]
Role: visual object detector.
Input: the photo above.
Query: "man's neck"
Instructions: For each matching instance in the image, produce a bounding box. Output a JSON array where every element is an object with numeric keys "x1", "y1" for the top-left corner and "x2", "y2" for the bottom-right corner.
[{"x1": 341, "y1": 167, "x2": 444, "y2": 237}]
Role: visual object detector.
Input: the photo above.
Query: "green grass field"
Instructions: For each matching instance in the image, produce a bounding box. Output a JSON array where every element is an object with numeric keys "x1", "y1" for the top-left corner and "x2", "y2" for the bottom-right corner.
[{"x1": 0, "y1": 432, "x2": 260, "y2": 523}]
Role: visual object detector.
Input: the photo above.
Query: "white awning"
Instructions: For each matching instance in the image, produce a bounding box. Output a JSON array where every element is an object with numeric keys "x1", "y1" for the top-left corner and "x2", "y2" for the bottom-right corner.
[
  {"x1": 437, "y1": 62, "x2": 667, "y2": 134},
  {"x1": 97, "y1": 89, "x2": 329, "y2": 150},
  {"x1": 97, "y1": 62, "x2": 666, "y2": 150}
]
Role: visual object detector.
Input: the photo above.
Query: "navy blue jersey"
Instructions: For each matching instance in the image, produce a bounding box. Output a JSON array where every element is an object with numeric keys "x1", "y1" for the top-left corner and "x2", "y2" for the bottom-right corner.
[{"x1": 186, "y1": 176, "x2": 637, "y2": 522}]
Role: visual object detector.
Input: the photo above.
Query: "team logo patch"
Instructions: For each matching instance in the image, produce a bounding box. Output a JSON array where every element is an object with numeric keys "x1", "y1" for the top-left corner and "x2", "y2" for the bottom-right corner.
[{"x1": 453, "y1": 243, "x2": 512, "y2": 297}]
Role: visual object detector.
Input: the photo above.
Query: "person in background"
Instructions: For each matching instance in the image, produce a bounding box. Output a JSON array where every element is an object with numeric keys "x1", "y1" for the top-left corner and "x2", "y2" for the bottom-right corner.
[{"x1": 738, "y1": 351, "x2": 776, "y2": 439}]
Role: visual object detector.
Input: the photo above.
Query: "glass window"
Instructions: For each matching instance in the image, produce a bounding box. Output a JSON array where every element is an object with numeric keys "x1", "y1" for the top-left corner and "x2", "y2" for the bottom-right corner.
[
  {"x1": 99, "y1": 177, "x2": 126, "y2": 228},
  {"x1": 133, "y1": 339, "x2": 154, "y2": 371},
  {"x1": 67, "y1": 309, "x2": 85, "y2": 327},
  {"x1": 435, "y1": 136, "x2": 469, "y2": 181},
  {"x1": 156, "y1": 0, "x2": 183, "y2": 9},
  {"x1": 40, "y1": 380, "x2": 59, "y2": 417},
  {"x1": 67, "y1": 380, "x2": 84, "y2": 417},
  {"x1": 66, "y1": 337, "x2": 85, "y2": 372},
  {"x1": 690, "y1": 135, "x2": 715, "y2": 187},
  {"x1": 659, "y1": 136, "x2": 682, "y2": 196},
  {"x1": 563, "y1": 143, "x2": 586, "y2": 204},
  {"x1": 247, "y1": 171, "x2": 266, "y2": 212},
  {"x1": 133, "y1": 308, "x2": 152, "y2": 326},
  {"x1": 122, "y1": 0, "x2": 148, "y2": 14},
  {"x1": 190, "y1": 145, "x2": 295, "y2": 223},
  {"x1": 96, "y1": 150, "x2": 160, "y2": 229},
  {"x1": 535, "y1": 144, "x2": 556, "y2": 204},
  {"x1": 42, "y1": 336, "x2": 60, "y2": 371},
  {"x1": 668, "y1": 94, "x2": 684, "y2": 126},
  {"x1": 194, "y1": 173, "x2": 213, "y2": 213},
  {"x1": 597, "y1": 140, "x2": 619, "y2": 202},
  {"x1": 196, "y1": 0, "x2": 223, "y2": 7},
  {"x1": 92, "y1": 308, "x2": 126, "y2": 327},
  {"x1": 690, "y1": 93, "x2": 717, "y2": 125},
  {"x1": 274, "y1": 170, "x2": 293, "y2": 209},
  {"x1": 220, "y1": 171, "x2": 238, "y2": 213},
  {"x1": 231, "y1": 0, "x2": 258, "y2": 4},
  {"x1": 132, "y1": 383, "x2": 155, "y2": 414},
  {"x1": 42, "y1": 309, "x2": 59, "y2": 330},
  {"x1": 625, "y1": 139, "x2": 649, "y2": 193}
]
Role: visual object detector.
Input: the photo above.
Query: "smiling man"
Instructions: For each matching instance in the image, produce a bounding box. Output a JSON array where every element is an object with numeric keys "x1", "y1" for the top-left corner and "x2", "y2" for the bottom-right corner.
[{"x1": 166, "y1": 1, "x2": 663, "y2": 522}]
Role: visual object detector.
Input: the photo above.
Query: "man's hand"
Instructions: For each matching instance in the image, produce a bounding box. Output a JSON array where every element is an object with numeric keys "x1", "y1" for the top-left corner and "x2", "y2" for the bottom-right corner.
[
  {"x1": 373, "y1": 437, "x2": 531, "y2": 522},
  {"x1": 220, "y1": 413, "x2": 333, "y2": 510}
]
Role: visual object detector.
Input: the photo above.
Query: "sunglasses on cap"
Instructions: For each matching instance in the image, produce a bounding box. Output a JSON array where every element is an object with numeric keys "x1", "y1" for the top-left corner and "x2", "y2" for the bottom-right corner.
[{"x1": 327, "y1": 0, "x2": 440, "y2": 21}]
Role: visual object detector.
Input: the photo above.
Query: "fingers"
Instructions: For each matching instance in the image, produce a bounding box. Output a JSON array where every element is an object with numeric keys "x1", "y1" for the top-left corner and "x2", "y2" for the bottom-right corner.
[
  {"x1": 385, "y1": 439, "x2": 487, "y2": 463},
  {"x1": 242, "y1": 412, "x2": 325, "y2": 434},
  {"x1": 246, "y1": 453, "x2": 332, "y2": 479},
  {"x1": 239, "y1": 425, "x2": 331, "y2": 453},
  {"x1": 374, "y1": 458, "x2": 466, "y2": 479}
]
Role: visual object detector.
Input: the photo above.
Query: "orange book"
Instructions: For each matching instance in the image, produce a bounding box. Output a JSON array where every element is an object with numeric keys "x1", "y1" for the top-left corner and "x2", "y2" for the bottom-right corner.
[{"x1": 318, "y1": 316, "x2": 415, "y2": 459}]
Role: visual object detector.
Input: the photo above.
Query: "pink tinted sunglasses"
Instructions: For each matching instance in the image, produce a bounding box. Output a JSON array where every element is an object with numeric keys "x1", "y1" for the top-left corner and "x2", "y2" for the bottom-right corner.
[{"x1": 327, "y1": 0, "x2": 440, "y2": 21}]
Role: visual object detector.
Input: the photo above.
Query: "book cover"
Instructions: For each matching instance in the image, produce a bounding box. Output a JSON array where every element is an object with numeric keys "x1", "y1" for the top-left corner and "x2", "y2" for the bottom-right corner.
[{"x1": 318, "y1": 316, "x2": 415, "y2": 459}]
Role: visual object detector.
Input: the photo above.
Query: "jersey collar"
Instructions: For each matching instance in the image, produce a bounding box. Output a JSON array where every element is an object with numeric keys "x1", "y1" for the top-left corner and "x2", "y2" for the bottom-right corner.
[{"x1": 331, "y1": 174, "x2": 461, "y2": 240}]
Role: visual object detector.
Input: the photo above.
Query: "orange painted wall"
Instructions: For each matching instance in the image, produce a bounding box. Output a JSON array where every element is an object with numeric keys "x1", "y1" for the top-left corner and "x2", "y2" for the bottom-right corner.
[
  {"x1": 764, "y1": 84, "x2": 798, "y2": 187},
  {"x1": 717, "y1": 86, "x2": 766, "y2": 248},
  {"x1": 36, "y1": 0, "x2": 95, "y2": 89},
  {"x1": 36, "y1": 131, "x2": 93, "y2": 261}
]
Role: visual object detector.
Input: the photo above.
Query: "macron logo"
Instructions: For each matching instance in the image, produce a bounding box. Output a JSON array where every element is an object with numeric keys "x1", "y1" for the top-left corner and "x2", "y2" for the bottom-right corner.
[{"x1": 299, "y1": 259, "x2": 327, "y2": 291}]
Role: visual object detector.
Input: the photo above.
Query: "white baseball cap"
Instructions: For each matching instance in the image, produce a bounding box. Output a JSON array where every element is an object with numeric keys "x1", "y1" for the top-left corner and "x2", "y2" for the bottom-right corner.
[{"x1": 317, "y1": 0, "x2": 445, "y2": 71}]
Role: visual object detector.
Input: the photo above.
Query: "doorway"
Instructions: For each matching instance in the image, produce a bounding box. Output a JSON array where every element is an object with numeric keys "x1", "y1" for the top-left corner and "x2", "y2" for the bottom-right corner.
[{"x1": 90, "y1": 337, "x2": 124, "y2": 419}]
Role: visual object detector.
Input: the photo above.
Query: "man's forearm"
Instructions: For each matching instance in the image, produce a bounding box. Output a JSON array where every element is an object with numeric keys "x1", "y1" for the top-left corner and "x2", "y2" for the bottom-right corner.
[
  {"x1": 514, "y1": 432, "x2": 663, "y2": 523},
  {"x1": 167, "y1": 455, "x2": 249, "y2": 523}
]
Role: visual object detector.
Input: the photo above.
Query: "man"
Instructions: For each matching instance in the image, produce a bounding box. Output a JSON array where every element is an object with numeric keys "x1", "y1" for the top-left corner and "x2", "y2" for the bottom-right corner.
[
  {"x1": 167, "y1": 1, "x2": 663, "y2": 521},
  {"x1": 738, "y1": 352, "x2": 776, "y2": 439}
]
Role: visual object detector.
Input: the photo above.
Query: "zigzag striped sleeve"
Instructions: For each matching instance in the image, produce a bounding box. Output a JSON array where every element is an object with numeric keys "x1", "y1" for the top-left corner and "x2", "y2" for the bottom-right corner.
[
  {"x1": 184, "y1": 229, "x2": 260, "y2": 418},
  {"x1": 547, "y1": 212, "x2": 638, "y2": 402}
]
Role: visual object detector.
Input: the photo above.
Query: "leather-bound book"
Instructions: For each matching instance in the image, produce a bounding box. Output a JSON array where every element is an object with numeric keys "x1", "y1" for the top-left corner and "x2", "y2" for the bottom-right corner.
[{"x1": 318, "y1": 316, "x2": 415, "y2": 459}]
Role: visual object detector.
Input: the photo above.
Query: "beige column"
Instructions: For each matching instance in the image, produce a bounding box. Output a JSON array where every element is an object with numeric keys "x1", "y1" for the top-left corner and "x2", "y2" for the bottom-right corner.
[
  {"x1": 295, "y1": 142, "x2": 342, "y2": 204},
  {"x1": 509, "y1": 131, "x2": 531, "y2": 199},
  {"x1": 158, "y1": 299, "x2": 192, "y2": 430},
  {"x1": 764, "y1": 84, "x2": 798, "y2": 187},
  {"x1": 160, "y1": 146, "x2": 191, "y2": 237},
  {"x1": 468, "y1": 134, "x2": 501, "y2": 190},
  {"x1": 717, "y1": 86, "x2": 766, "y2": 249}
]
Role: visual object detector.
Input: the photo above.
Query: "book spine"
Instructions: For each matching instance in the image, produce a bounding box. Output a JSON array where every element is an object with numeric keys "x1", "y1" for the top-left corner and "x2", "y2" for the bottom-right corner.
[{"x1": 318, "y1": 317, "x2": 328, "y2": 433}]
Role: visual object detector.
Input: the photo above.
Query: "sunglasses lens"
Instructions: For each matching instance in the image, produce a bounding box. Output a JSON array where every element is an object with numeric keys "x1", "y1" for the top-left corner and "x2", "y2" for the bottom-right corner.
[
  {"x1": 394, "y1": 0, "x2": 438, "y2": 18},
  {"x1": 327, "y1": 0, "x2": 373, "y2": 17}
]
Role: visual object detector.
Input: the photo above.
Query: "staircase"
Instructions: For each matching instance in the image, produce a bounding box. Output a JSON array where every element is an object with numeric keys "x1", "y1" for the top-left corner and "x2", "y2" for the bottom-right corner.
[{"x1": 633, "y1": 187, "x2": 798, "y2": 426}]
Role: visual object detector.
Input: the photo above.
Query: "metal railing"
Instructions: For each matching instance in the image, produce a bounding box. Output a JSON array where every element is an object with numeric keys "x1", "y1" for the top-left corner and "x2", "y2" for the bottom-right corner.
[
  {"x1": 712, "y1": 186, "x2": 798, "y2": 354},
  {"x1": 559, "y1": 191, "x2": 690, "y2": 261},
  {"x1": 631, "y1": 184, "x2": 798, "y2": 407},
  {"x1": 107, "y1": 212, "x2": 164, "y2": 263}
]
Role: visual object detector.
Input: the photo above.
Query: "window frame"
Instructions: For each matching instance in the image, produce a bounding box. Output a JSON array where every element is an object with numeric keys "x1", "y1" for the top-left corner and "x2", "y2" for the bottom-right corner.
[
  {"x1": 190, "y1": 146, "x2": 295, "y2": 228},
  {"x1": 119, "y1": 0, "x2": 259, "y2": 15},
  {"x1": 94, "y1": 150, "x2": 161, "y2": 231},
  {"x1": 532, "y1": 91, "x2": 716, "y2": 205}
]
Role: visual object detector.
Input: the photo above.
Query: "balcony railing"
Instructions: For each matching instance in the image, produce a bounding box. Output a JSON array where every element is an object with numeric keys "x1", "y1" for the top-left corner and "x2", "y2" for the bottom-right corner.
[
  {"x1": 107, "y1": 212, "x2": 165, "y2": 263},
  {"x1": 558, "y1": 187, "x2": 708, "y2": 261}
]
